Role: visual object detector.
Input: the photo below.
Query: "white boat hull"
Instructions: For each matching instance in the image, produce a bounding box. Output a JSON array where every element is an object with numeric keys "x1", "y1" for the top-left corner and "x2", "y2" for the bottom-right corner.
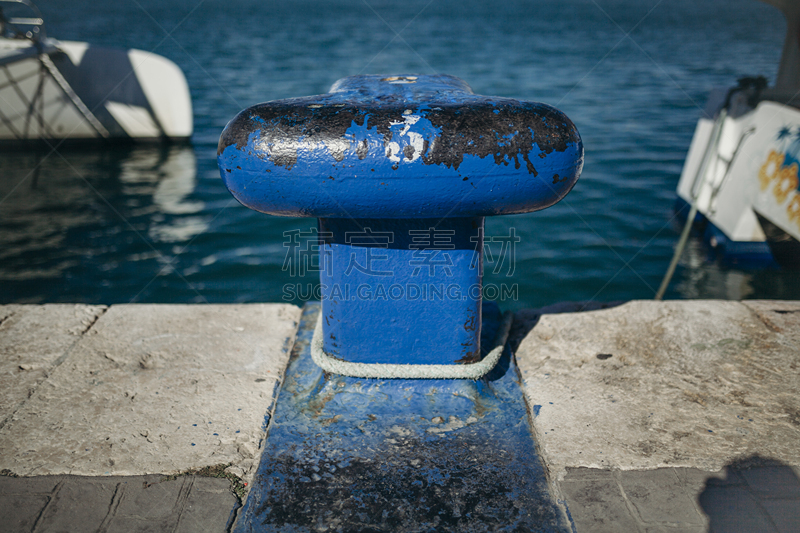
[
  {"x1": 677, "y1": 98, "x2": 800, "y2": 267},
  {"x1": 0, "y1": 38, "x2": 192, "y2": 143}
]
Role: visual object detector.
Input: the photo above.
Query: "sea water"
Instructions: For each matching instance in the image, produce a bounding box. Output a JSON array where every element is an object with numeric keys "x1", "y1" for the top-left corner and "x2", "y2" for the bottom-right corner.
[{"x1": 2, "y1": 0, "x2": 799, "y2": 309}]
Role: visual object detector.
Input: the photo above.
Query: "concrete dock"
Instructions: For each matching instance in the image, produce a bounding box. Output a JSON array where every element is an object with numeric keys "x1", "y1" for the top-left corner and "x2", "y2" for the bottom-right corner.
[{"x1": 1, "y1": 300, "x2": 798, "y2": 532}]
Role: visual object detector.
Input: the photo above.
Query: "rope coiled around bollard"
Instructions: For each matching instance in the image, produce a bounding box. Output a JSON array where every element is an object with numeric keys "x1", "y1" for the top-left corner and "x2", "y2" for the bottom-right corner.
[{"x1": 310, "y1": 311, "x2": 514, "y2": 379}]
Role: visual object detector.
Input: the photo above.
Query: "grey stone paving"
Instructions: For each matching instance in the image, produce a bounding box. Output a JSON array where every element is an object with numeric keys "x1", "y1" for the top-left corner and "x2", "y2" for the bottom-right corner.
[
  {"x1": 515, "y1": 300, "x2": 800, "y2": 475},
  {"x1": 0, "y1": 304, "x2": 301, "y2": 482},
  {"x1": 0, "y1": 304, "x2": 301, "y2": 533},
  {"x1": 513, "y1": 299, "x2": 800, "y2": 533},
  {"x1": 559, "y1": 462, "x2": 800, "y2": 533},
  {"x1": 0, "y1": 304, "x2": 106, "y2": 427},
  {"x1": 2, "y1": 301, "x2": 799, "y2": 532},
  {"x1": 0, "y1": 474, "x2": 236, "y2": 533}
]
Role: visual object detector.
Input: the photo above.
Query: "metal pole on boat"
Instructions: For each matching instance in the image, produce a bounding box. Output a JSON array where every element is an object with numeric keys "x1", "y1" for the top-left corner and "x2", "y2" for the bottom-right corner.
[{"x1": 655, "y1": 108, "x2": 728, "y2": 300}]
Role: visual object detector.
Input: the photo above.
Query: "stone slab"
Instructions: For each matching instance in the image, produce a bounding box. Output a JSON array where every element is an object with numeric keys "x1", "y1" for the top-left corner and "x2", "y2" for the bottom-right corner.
[
  {"x1": 0, "y1": 304, "x2": 106, "y2": 424},
  {"x1": 742, "y1": 300, "x2": 800, "y2": 351},
  {"x1": 36, "y1": 479, "x2": 118, "y2": 532},
  {"x1": 176, "y1": 478, "x2": 240, "y2": 533},
  {"x1": 557, "y1": 470, "x2": 641, "y2": 533},
  {"x1": 0, "y1": 492, "x2": 50, "y2": 532},
  {"x1": 0, "y1": 474, "x2": 237, "y2": 533},
  {"x1": 559, "y1": 463, "x2": 800, "y2": 533},
  {"x1": 0, "y1": 304, "x2": 301, "y2": 484},
  {"x1": 761, "y1": 499, "x2": 800, "y2": 533},
  {"x1": 616, "y1": 468, "x2": 705, "y2": 526},
  {"x1": 515, "y1": 300, "x2": 800, "y2": 477}
]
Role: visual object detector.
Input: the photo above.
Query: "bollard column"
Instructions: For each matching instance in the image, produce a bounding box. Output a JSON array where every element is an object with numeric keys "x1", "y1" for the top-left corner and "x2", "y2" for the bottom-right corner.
[
  {"x1": 317, "y1": 216, "x2": 484, "y2": 365},
  {"x1": 218, "y1": 74, "x2": 582, "y2": 375}
]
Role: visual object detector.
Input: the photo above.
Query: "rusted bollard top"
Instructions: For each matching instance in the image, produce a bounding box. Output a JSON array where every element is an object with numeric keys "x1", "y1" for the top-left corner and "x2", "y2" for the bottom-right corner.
[{"x1": 217, "y1": 74, "x2": 583, "y2": 219}]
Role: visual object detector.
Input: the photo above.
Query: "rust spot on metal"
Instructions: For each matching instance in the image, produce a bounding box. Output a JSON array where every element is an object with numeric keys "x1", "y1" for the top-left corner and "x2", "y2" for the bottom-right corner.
[{"x1": 464, "y1": 314, "x2": 477, "y2": 332}]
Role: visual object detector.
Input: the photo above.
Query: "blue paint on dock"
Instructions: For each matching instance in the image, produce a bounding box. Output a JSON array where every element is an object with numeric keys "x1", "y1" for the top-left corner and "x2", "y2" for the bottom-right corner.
[{"x1": 235, "y1": 302, "x2": 568, "y2": 532}]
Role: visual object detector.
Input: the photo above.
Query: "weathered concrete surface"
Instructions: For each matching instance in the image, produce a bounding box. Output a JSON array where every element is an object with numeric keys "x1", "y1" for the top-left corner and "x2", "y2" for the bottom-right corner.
[
  {"x1": 514, "y1": 300, "x2": 800, "y2": 532},
  {"x1": 0, "y1": 305, "x2": 106, "y2": 426},
  {"x1": 742, "y1": 300, "x2": 800, "y2": 350},
  {"x1": 515, "y1": 300, "x2": 800, "y2": 477},
  {"x1": 3, "y1": 300, "x2": 799, "y2": 532},
  {"x1": 0, "y1": 304, "x2": 300, "y2": 484}
]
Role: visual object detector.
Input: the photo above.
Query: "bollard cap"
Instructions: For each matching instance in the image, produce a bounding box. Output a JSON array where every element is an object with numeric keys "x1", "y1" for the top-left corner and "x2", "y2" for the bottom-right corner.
[{"x1": 218, "y1": 74, "x2": 583, "y2": 218}]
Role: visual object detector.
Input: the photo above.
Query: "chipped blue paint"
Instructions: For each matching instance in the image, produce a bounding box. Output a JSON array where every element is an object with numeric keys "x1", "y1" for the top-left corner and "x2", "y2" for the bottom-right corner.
[
  {"x1": 234, "y1": 303, "x2": 569, "y2": 532},
  {"x1": 217, "y1": 74, "x2": 582, "y2": 219},
  {"x1": 217, "y1": 74, "x2": 583, "y2": 365}
]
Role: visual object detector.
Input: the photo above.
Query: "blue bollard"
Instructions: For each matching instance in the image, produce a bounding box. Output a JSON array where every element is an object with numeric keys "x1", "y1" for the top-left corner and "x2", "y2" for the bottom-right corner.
[
  {"x1": 219, "y1": 75, "x2": 585, "y2": 530},
  {"x1": 218, "y1": 74, "x2": 582, "y2": 374}
]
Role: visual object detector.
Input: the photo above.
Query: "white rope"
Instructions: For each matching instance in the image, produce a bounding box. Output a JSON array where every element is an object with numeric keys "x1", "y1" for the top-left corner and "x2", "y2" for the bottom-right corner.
[{"x1": 310, "y1": 310, "x2": 514, "y2": 379}]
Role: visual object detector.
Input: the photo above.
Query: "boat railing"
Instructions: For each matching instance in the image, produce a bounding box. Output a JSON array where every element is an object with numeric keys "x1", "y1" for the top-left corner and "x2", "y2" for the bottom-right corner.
[{"x1": 0, "y1": 0, "x2": 45, "y2": 41}]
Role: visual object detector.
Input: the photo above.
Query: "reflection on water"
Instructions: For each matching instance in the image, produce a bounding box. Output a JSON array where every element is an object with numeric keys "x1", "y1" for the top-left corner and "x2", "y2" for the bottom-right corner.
[
  {"x1": 2, "y1": 0, "x2": 800, "y2": 307},
  {"x1": 676, "y1": 240, "x2": 755, "y2": 300},
  {"x1": 0, "y1": 145, "x2": 207, "y2": 302},
  {"x1": 1, "y1": 151, "x2": 100, "y2": 282},
  {"x1": 117, "y1": 147, "x2": 207, "y2": 242},
  {"x1": 675, "y1": 238, "x2": 800, "y2": 301}
]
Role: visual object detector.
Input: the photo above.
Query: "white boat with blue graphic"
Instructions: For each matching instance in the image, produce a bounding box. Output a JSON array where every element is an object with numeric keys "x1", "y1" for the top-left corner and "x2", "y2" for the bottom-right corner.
[
  {"x1": 676, "y1": 0, "x2": 800, "y2": 268},
  {"x1": 0, "y1": 0, "x2": 192, "y2": 144}
]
